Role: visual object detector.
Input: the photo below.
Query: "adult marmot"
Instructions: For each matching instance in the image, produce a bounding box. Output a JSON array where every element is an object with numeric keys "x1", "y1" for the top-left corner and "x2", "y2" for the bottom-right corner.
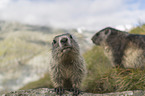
[
  {"x1": 50, "y1": 33, "x2": 86, "y2": 95},
  {"x1": 92, "y1": 27, "x2": 145, "y2": 69}
]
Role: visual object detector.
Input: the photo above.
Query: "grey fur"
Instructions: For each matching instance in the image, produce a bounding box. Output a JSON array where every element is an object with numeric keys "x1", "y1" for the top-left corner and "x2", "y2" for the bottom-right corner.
[
  {"x1": 92, "y1": 27, "x2": 145, "y2": 69},
  {"x1": 50, "y1": 33, "x2": 86, "y2": 89}
]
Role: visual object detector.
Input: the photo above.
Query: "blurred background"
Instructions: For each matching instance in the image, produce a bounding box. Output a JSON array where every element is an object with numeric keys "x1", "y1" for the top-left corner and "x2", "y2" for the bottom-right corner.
[{"x1": 0, "y1": 0, "x2": 145, "y2": 95}]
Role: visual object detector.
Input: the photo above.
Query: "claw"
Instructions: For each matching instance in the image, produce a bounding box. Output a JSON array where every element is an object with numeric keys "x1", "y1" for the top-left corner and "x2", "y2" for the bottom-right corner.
[
  {"x1": 54, "y1": 87, "x2": 64, "y2": 95},
  {"x1": 73, "y1": 88, "x2": 81, "y2": 96},
  {"x1": 67, "y1": 88, "x2": 73, "y2": 92}
]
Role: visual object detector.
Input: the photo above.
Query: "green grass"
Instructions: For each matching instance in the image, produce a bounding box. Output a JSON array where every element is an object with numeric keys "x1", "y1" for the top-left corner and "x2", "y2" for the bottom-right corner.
[
  {"x1": 83, "y1": 46, "x2": 112, "y2": 75},
  {"x1": 130, "y1": 24, "x2": 145, "y2": 34},
  {"x1": 83, "y1": 67, "x2": 145, "y2": 93},
  {"x1": 20, "y1": 73, "x2": 53, "y2": 90},
  {"x1": 82, "y1": 46, "x2": 112, "y2": 92}
]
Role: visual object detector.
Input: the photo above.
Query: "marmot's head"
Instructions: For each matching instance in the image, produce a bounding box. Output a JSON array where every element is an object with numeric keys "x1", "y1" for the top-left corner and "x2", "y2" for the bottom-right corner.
[
  {"x1": 92, "y1": 27, "x2": 128, "y2": 46},
  {"x1": 92, "y1": 27, "x2": 112, "y2": 45},
  {"x1": 52, "y1": 33, "x2": 79, "y2": 59}
]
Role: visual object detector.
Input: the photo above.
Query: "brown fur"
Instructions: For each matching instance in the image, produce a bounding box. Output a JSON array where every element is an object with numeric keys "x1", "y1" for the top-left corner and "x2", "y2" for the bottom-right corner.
[
  {"x1": 50, "y1": 33, "x2": 86, "y2": 89},
  {"x1": 92, "y1": 27, "x2": 145, "y2": 69}
]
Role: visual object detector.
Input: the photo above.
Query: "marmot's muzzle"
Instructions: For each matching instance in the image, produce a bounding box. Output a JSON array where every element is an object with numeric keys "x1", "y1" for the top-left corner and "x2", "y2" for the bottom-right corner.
[{"x1": 59, "y1": 36, "x2": 71, "y2": 48}]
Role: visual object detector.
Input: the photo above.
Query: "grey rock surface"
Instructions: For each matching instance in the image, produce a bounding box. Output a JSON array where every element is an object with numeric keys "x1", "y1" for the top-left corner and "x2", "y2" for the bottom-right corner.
[{"x1": 2, "y1": 88, "x2": 145, "y2": 96}]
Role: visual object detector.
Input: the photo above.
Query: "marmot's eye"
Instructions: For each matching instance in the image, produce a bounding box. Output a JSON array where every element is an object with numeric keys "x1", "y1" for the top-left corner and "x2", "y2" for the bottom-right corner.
[
  {"x1": 53, "y1": 40, "x2": 57, "y2": 44},
  {"x1": 96, "y1": 33, "x2": 99, "y2": 36},
  {"x1": 70, "y1": 35, "x2": 73, "y2": 39}
]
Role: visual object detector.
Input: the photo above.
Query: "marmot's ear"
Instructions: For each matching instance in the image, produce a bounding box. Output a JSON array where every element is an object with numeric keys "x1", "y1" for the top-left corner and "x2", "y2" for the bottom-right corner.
[
  {"x1": 103, "y1": 29, "x2": 111, "y2": 40},
  {"x1": 105, "y1": 29, "x2": 111, "y2": 35}
]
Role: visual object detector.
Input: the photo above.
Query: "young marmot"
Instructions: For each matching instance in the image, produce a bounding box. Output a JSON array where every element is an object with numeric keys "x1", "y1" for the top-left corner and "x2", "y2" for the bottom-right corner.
[
  {"x1": 50, "y1": 33, "x2": 86, "y2": 95},
  {"x1": 92, "y1": 27, "x2": 145, "y2": 69}
]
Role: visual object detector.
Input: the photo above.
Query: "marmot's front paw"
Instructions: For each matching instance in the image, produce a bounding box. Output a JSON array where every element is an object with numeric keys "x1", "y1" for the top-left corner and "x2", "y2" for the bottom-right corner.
[
  {"x1": 72, "y1": 88, "x2": 81, "y2": 96},
  {"x1": 54, "y1": 87, "x2": 64, "y2": 95}
]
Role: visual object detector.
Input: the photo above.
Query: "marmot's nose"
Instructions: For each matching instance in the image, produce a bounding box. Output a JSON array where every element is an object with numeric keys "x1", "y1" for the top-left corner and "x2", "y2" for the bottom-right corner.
[{"x1": 61, "y1": 38, "x2": 68, "y2": 44}]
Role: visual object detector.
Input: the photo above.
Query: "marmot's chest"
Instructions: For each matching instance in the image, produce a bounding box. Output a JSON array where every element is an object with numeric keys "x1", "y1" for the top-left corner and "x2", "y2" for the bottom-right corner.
[
  {"x1": 62, "y1": 65, "x2": 74, "y2": 79},
  {"x1": 103, "y1": 46, "x2": 114, "y2": 66}
]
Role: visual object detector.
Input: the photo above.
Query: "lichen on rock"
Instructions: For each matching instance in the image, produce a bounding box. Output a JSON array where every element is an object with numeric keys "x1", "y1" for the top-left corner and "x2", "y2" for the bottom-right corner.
[{"x1": 2, "y1": 88, "x2": 145, "y2": 96}]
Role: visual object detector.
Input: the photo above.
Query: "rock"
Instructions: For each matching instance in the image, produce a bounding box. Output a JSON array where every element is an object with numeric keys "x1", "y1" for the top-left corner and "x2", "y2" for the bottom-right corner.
[{"x1": 2, "y1": 88, "x2": 145, "y2": 96}]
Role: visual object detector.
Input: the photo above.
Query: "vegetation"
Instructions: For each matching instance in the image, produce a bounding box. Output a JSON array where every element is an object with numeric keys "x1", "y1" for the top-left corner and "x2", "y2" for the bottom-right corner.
[
  {"x1": 19, "y1": 73, "x2": 53, "y2": 90},
  {"x1": 82, "y1": 46, "x2": 145, "y2": 93},
  {"x1": 130, "y1": 24, "x2": 145, "y2": 34},
  {"x1": 20, "y1": 24, "x2": 145, "y2": 93}
]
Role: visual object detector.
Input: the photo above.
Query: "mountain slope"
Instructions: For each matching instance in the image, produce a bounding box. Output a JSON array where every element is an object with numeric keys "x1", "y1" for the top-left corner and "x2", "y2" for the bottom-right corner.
[{"x1": 0, "y1": 21, "x2": 93, "y2": 93}]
